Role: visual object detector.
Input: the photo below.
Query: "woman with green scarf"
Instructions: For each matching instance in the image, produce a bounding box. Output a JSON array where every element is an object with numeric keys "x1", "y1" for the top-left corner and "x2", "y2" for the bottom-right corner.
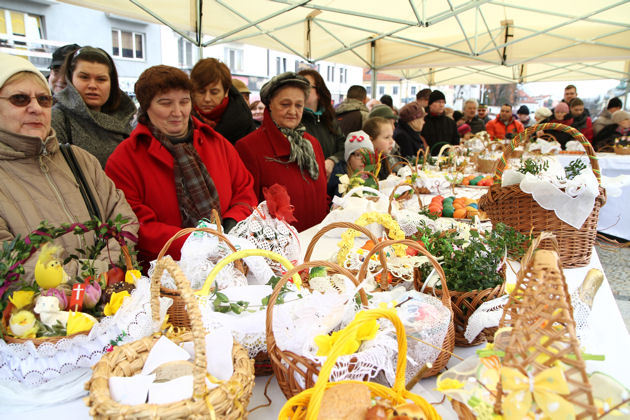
[{"x1": 235, "y1": 72, "x2": 328, "y2": 232}]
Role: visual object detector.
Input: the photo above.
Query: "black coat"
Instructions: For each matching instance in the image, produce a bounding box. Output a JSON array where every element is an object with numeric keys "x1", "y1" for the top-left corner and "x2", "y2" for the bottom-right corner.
[
  {"x1": 420, "y1": 113, "x2": 459, "y2": 153},
  {"x1": 540, "y1": 116, "x2": 574, "y2": 149},
  {"x1": 464, "y1": 116, "x2": 486, "y2": 134},
  {"x1": 213, "y1": 85, "x2": 257, "y2": 145},
  {"x1": 593, "y1": 123, "x2": 624, "y2": 151},
  {"x1": 394, "y1": 121, "x2": 425, "y2": 158},
  {"x1": 301, "y1": 108, "x2": 345, "y2": 162}
]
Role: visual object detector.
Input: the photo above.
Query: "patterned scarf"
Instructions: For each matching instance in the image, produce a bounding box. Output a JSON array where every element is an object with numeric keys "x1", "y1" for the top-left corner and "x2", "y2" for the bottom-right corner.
[
  {"x1": 149, "y1": 120, "x2": 221, "y2": 227},
  {"x1": 267, "y1": 123, "x2": 319, "y2": 181},
  {"x1": 193, "y1": 96, "x2": 229, "y2": 128}
]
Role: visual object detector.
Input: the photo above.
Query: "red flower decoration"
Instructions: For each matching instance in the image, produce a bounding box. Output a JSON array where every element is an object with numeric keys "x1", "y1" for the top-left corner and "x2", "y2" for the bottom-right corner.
[{"x1": 263, "y1": 184, "x2": 297, "y2": 223}]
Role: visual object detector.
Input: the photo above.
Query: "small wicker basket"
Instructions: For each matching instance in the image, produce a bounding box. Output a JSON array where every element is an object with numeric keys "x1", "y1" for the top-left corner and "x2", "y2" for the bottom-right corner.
[
  {"x1": 278, "y1": 308, "x2": 440, "y2": 420},
  {"x1": 476, "y1": 141, "x2": 504, "y2": 174},
  {"x1": 85, "y1": 255, "x2": 255, "y2": 419},
  {"x1": 479, "y1": 123, "x2": 606, "y2": 268}
]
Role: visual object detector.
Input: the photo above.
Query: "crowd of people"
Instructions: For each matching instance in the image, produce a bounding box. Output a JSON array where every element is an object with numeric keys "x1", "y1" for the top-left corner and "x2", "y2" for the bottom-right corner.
[{"x1": 1, "y1": 45, "x2": 628, "y2": 273}]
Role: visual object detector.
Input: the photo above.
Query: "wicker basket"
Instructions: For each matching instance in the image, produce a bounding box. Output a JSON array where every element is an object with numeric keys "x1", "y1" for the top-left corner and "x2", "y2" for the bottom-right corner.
[
  {"x1": 357, "y1": 239, "x2": 455, "y2": 377},
  {"x1": 387, "y1": 181, "x2": 423, "y2": 215},
  {"x1": 85, "y1": 255, "x2": 255, "y2": 419},
  {"x1": 479, "y1": 123, "x2": 606, "y2": 268},
  {"x1": 157, "y1": 227, "x2": 245, "y2": 329},
  {"x1": 198, "y1": 248, "x2": 301, "y2": 377},
  {"x1": 278, "y1": 308, "x2": 440, "y2": 420},
  {"x1": 266, "y1": 260, "x2": 369, "y2": 399},
  {"x1": 476, "y1": 141, "x2": 504, "y2": 173},
  {"x1": 614, "y1": 144, "x2": 630, "y2": 155}
]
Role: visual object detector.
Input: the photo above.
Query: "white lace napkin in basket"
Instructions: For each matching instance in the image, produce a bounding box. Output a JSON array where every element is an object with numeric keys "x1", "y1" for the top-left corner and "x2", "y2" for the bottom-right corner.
[{"x1": 501, "y1": 158, "x2": 599, "y2": 229}]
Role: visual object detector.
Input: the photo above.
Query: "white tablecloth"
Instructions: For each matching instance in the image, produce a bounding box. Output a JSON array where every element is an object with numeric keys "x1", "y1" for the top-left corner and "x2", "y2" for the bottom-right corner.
[
  {"x1": 3, "y1": 226, "x2": 629, "y2": 420},
  {"x1": 555, "y1": 152, "x2": 630, "y2": 240}
]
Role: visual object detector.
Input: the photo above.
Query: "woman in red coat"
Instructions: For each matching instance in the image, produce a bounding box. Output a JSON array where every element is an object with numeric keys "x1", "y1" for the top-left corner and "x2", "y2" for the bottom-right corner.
[
  {"x1": 105, "y1": 65, "x2": 257, "y2": 263},
  {"x1": 235, "y1": 72, "x2": 328, "y2": 232}
]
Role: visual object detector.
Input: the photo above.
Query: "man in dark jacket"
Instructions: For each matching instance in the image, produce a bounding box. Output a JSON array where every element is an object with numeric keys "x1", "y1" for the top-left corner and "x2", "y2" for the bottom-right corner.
[
  {"x1": 336, "y1": 85, "x2": 369, "y2": 136},
  {"x1": 462, "y1": 99, "x2": 486, "y2": 133},
  {"x1": 420, "y1": 90, "x2": 459, "y2": 152},
  {"x1": 478, "y1": 103, "x2": 491, "y2": 125}
]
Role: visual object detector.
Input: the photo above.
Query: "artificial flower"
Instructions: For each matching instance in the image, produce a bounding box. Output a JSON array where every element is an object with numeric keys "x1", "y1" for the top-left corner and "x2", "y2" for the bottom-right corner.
[
  {"x1": 83, "y1": 281, "x2": 102, "y2": 309},
  {"x1": 263, "y1": 184, "x2": 297, "y2": 223},
  {"x1": 66, "y1": 311, "x2": 96, "y2": 336},
  {"x1": 9, "y1": 290, "x2": 35, "y2": 310},
  {"x1": 435, "y1": 377, "x2": 465, "y2": 392},
  {"x1": 125, "y1": 269, "x2": 141, "y2": 285},
  {"x1": 314, "y1": 330, "x2": 360, "y2": 357},
  {"x1": 103, "y1": 290, "x2": 130, "y2": 316},
  {"x1": 355, "y1": 319, "x2": 379, "y2": 341},
  {"x1": 41, "y1": 288, "x2": 68, "y2": 310},
  {"x1": 9, "y1": 310, "x2": 37, "y2": 338}
]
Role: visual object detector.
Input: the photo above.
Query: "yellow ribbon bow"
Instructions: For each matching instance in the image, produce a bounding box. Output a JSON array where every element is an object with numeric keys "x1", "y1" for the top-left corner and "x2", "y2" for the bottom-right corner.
[{"x1": 501, "y1": 365, "x2": 575, "y2": 420}]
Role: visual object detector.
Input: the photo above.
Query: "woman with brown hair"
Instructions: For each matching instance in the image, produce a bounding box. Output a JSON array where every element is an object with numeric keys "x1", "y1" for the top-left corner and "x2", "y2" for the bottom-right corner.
[
  {"x1": 189, "y1": 58, "x2": 256, "y2": 144},
  {"x1": 297, "y1": 69, "x2": 345, "y2": 178},
  {"x1": 105, "y1": 65, "x2": 257, "y2": 263}
]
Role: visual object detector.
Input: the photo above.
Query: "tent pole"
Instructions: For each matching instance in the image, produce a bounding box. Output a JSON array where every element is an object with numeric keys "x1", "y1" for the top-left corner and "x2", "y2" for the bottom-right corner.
[{"x1": 371, "y1": 41, "x2": 377, "y2": 100}]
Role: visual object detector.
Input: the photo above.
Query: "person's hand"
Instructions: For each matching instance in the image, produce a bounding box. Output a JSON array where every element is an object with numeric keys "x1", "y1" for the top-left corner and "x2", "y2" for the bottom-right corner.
[{"x1": 325, "y1": 158, "x2": 335, "y2": 179}]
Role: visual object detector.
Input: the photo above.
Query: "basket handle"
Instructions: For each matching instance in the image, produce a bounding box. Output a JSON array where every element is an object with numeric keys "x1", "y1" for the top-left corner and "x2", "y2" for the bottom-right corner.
[
  {"x1": 415, "y1": 146, "x2": 429, "y2": 171},
  {"x1": 387, "y1": 181, "x2": 422, "y2": 214},
  {"x1": 353, "y1": 170, "x2": 379, "y2": 185},
  {"x1": 388, "y1": 155, "x2": 412, "y2": 175},
  {"x1": 156, "y1": 227, "x2": 245, "y2": 274},
  {"x1": 303, "y1": 309, "x2": 408, "y2": 419},
  {"x1": 494, "y1": 123, "x2": 601, "y2": 185},
  {"x1": 303, "y1": 222, "x2": 387, "y2": 273},
  {"x1": 150, "y1": 255, "x2": 207, "y2": 397},
  {"x1": 196, "y1": 248, "x2": 301, "y2": 296},
  {"x1": 357, "y1": 239, "x2": 451, "y2": 305}
]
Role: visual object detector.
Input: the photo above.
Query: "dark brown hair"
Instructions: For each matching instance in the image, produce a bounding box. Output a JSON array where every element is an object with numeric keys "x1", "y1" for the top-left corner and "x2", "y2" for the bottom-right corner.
[
  {"x1": 362, "y1": 116, "x2": 389, "y2": 140},
  {"x1": 298, "y1": 69, "x2": 337, "y2": 133},
  {"x1": 569, "y1": 97, "x2": 584, "y2": 108},
  {"x1": 190, "y1": 58, "x2": 231, "y2": 92},
  {"x1": 347, "y1": 85, "x2": 367, "y2": 101},
  {"x1": 62, "y1": 46, "x2": 121, "y2": 113},
  {"x1": 249, "y1": 100, "x2": 262, "y2": 111},
  {"x1": 134, "y1": 65, "x2": 193, "y2": 125}
]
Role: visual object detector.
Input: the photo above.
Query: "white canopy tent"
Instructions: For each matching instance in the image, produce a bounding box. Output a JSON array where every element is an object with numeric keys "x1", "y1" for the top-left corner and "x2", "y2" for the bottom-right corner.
[{"x1": 58, "y1": 0, "x2": 630, "y2": 85}]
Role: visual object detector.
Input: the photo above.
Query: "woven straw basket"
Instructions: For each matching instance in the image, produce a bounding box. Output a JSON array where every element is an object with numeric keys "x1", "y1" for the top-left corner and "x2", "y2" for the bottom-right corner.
[
  {"x1": 85, "y1": 255, "x2": 255, "y2": 419},
  {"x1": 479, "y1": 123, "x2": 606, "y2": 268},
  {"x1": 278, "y1": 308, "x2": 440, "y2": 420},
  {"x1": 476, "y1": 141, "x2": 504, "y2": 174},
  {"x1": 387, "y1": 181, "x2": 423, "y2": 215},
  {"x1": 157, "y1": 226, "x2": 246, "y2": 329},
  {"x1": 614, "y1": 144, "x2": 630, "y2": 155},
  {"x1": 266, "y1": 260, "x2": 369, "y2": 399},
  {"x1": 357, "y1": 239, "x2": 455, "y2": 376}
]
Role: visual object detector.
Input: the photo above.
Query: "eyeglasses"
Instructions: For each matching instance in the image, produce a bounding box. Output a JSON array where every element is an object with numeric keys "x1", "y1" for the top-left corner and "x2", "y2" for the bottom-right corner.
[{"x1": 0, "y1": 94, "x2": 54, "y2": 108}]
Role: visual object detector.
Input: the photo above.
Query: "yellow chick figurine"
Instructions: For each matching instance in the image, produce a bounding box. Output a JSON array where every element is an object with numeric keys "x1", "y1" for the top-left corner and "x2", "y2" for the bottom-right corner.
[{"x1": 34, "y1": 243, "x2": 69, "y2": 290}]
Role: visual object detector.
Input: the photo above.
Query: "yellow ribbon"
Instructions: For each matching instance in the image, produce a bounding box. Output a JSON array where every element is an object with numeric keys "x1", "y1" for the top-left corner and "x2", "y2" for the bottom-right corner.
[{"x1": 501, "y1": 365, "x2": 575, "y2": 420}]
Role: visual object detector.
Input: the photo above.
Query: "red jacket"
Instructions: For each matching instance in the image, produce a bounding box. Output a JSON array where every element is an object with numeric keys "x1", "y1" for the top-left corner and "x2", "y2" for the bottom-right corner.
[
  {"x1": 105, "y1": 117, "x2": 257, "y2": 261},
  {"x1": 235, "y1": 109, "x2": 328, "y2": 232},
  {"x1": 485, "y1": 116, "x2": 524, "y2": 140}
]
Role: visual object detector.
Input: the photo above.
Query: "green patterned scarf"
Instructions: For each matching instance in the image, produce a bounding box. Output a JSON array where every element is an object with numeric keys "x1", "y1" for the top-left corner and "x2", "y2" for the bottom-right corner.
[{"x1": 268, "y1": 123, "x2": 319, "y2": 181}]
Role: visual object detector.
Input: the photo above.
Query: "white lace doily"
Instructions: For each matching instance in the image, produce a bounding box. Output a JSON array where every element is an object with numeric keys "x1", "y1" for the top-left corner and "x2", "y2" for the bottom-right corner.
[{"x1": 0, "y1": 276, "x2": 171, "y2": 390}]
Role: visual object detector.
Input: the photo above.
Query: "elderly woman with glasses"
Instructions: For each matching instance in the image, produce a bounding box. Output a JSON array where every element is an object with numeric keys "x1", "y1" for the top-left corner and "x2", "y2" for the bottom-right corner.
[
  {"x1": 105, "y1": 65, "x2": 257, "y2": 264},
  {"x1": 51, "y1": 46, "x2": 136, "y2": 167},
  {"x1": 0, "y1": 53, "x2": 138, "y2": 280},
  {"x1": 235, "y1": 72, "x2": 328, "y2": 232}
]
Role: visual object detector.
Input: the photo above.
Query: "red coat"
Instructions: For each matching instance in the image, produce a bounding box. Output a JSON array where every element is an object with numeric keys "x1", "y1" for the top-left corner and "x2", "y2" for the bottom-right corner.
[
  {"x1": 485, "y1": 116, "x2": 524, "y2": 140},
  {"x1": 105, "y1": 117, "x2": 257, "y2": 261},
  {"x1": 235, "y1": 110, "x2": 328, "y2": 232}
]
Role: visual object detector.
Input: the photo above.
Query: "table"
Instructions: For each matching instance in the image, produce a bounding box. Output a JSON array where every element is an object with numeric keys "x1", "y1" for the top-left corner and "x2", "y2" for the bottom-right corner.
[
  {"x1": 555, "y1": 152, "x2": 630, "y2": 240},
  {"x1": 3, "y1": 226, "x2": 629, "y2": 420}
]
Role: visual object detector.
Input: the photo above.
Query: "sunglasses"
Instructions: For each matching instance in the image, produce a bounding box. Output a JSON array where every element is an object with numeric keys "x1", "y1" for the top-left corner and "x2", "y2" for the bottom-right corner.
[{"x1": 0, "y1": 94, "x2": 54, "y2": 108}]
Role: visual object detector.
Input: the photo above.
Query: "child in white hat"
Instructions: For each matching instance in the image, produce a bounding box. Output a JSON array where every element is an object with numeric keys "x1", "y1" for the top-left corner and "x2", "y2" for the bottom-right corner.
[{"x1": 327, "y1": 130, "x2": 375, "y2": 198}]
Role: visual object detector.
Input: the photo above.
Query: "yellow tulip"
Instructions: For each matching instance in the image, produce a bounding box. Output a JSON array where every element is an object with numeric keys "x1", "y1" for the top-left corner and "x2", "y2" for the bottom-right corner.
[
  {"x1": 125, "y1": 270, "x2": 141, "y2": 285},
  {"x1": 9, "y1": 290, "x2": 35, "y2": 310},
  {"x1": 66, "y1": 311, "x2": 96, "y2": 336},
  {"x1": 9, "y1": 310, "x2": 38, "y2": 338},
  {"x1": 103, "y1": 291, "x2": 130, "y2": 316}
]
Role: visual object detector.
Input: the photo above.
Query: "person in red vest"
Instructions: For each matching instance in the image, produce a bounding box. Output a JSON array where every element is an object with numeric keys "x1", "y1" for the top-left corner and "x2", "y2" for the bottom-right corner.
[{"x1": 485, "y1": 103, "x2": 524, "y2": 140}]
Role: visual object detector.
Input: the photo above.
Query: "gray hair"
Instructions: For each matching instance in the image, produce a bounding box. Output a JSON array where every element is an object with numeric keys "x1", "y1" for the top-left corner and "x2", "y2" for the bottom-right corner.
[{"x1": 463, "y1": 98, "x2": 478, "y2": 108}]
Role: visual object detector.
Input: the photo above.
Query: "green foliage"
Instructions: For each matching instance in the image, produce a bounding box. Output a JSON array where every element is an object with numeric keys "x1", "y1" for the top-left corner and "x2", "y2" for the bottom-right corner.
[
  {"x1": 564, "y1": 159, "x2": 587, "y2": 180},
  {"x1": 212, "y1": 291, "x2": 249, "y2": 314},
  {"x1": 518, "y1": 158, "x2": 549, "y2": 176}
]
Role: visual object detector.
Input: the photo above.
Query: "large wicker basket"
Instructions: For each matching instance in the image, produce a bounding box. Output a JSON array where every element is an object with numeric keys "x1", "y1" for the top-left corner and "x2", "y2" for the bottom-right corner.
[
  {"x1": 85, "y1": 255, "x2": 255, "y2": 419},
  {"x1": 157, "y1": 227, "x2": 245, "y2": 329},
  {"x1": 357, "y1": 239, "x2": 455, "y2": 377},
  {"x1": 278, "y1": 308, "x2": 440, "y2": 420},
  {"x1": 479, "y1": 123, "x2": 606, "y2": 268},
  {"x1": 266, "y1": 260, "x2": 369, "y2": 399}
]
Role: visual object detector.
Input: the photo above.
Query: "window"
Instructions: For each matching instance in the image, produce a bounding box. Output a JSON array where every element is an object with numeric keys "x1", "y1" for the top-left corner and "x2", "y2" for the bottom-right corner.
[
  {"x1": 226, "y1": 48, "x2": 243, "y2": 72},
  {"x1": 178, "y1": 37, "x2": 193, "y2": 68},
  {"x1": 393, "y1": 86, "x2": 399, "y2": 95},
  {"x1": 275, "y1": 57, "x2": 286, "y2": 75},
  {"x1": 339, "y1": 68, "x2": 344, "y2": 83},
  {"x1": 379, "y1": 86, "x2": 385, "y2": 95},
  {"x1": 1, "y1": 9, "x2": 44, "y2": 45},
  {"x1": 411, "y1": 86, "x2": 417, "y2": 95},
  {"x1": 326, "y1": 65, "x2": 334, "y2": 82},
  {"x1": 366, "y1": 86, "x2": 371, "y2": 95},
  {"x1": 112, "y1": 29, "x2": 144, "y2": 59}
]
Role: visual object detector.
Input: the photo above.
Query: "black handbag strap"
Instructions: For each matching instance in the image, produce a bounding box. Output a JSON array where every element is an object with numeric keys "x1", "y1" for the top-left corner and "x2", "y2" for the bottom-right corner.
[{"x1": 59, "y1": 143, "x2": 102, "y2": 221}]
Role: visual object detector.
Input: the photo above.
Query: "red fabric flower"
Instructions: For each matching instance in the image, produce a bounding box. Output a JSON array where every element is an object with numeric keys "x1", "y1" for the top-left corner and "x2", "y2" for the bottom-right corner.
[{"x1": 263, "y1": 184, "x2": 297, "y2": 223}]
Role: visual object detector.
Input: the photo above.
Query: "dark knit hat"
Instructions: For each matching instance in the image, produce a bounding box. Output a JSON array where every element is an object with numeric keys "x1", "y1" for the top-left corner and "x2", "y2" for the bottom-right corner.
[
  {"x1": 452, "y1": 110, "x2": 464, "y2": 122},
  {"x1": 398, "y1": 102, "x2": 425, "y2": 123},
  {"x1": 369, "y1": 104, "x2": 398, "y2": 120},
  {"x1": 50, "y1": 43, "x2": 80, "y2": 69},
  {"x1": 259, "y1": 72, "x2": 310, "y2": 106},
  {"x1": 428, "y1": 90, "x2": 446, "y2": 106},
  {"x1": 608, "y1": 97, "x2": 622, "y2": 110},
  {"x1": 517, "y1": 105, "x2": 530, "y2": 115},
  {"x1": 478, "y1": 103, "x2": 488, "y2": 109}
]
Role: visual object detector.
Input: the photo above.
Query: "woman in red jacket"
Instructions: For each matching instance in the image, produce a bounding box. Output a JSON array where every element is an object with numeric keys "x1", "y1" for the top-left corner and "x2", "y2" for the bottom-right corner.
[
  {"x1": 235, "y1": 72, "x2": 328, "y2": 232},
  {"x1": 105, "y1": 65, "x2": 257, "y2": 263}
]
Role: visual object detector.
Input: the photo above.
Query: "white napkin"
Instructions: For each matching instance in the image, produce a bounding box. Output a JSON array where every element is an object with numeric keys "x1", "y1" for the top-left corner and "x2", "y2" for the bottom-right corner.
[
  {"x1": 148, "y1": 375, "x2": 193, "y2": 405},
  {"x1": 180, "y1": 328, "x2": 234, "y2": 381},
  {"x1": 141, "y1": 335, "x2": 191, "y2": 376},
  {"x1": 109, "y1": 374, "x2": 155, "y2": 405}
]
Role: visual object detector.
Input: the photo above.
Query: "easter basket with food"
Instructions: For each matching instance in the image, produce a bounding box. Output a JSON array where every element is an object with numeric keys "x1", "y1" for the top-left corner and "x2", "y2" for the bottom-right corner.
[
  {"x1": 279, "y1": 308, "x2": 441, "y2": 420},
  {"x1": 85, "y1": 255, "x2": 255, "y2": 419},
  {"x1": 479, "y1": 123, "x2": 606, "y2": 268},
  {"x1": 476, "y1": 140, "x2": 504, "y2": 174}
]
